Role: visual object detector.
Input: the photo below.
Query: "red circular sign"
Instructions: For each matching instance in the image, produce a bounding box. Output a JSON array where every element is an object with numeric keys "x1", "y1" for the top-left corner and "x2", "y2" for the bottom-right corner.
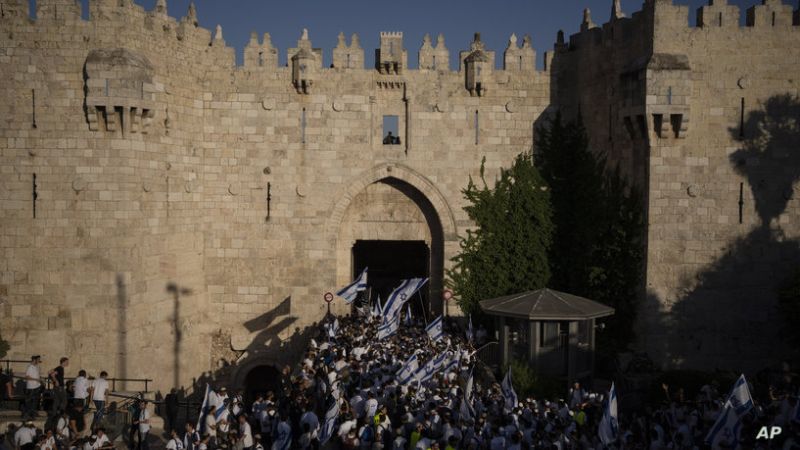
[
  {"x1": 443, "y1": 289, "x2": 453, "y2": 301},
  {"x1": 324, "y1": 292, "x2": 334, "y2": 303}
]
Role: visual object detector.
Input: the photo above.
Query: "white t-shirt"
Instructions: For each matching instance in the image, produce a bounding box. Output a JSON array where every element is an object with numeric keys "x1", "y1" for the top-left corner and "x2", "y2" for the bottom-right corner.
[
  {"x1": 26, "y1": 364, "x2": 41, "y2": 389},
  {"x1": 57, "y1": 416, "x2": 70, "y2": 439},
  {"x1": 166, "y1": 437, "x2": 185, "y2": 450},
  {"x1": 138, "y1": 409, "x2": 151, "y2": 433},
  {"x1": 91, "y1": 378, "x2": 109, "y2": 401},
  {"x1": 240, "y1": 422, "x2": 253, "y2": 447},
  {"x1": 73, "y1": 376, "x2": 89, "y2": 399},
  {"x1": 40, "y1": 435, "x2": 56, "y2": 450},
  {"x1": 15, "y1": 426, "x2": 36, "y2": 446},
  {"x1": 205, "y1": 414, "x2": 217, "y2": 437},
  {"x1": 92, "y1": 434, "x2": 110, "y2": 449}
]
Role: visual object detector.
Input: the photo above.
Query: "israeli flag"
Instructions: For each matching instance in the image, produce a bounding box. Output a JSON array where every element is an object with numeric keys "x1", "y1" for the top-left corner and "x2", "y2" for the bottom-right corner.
[
  {"x1": 382, "y1": 278, "x2": 428, "y2": 321},
  {"x1": 396, "y1": 353, "x2": 419, "y2": 385},
  {"x1": 405, "y1": 303, "x2": 413, "y2": 326},
  {"x1": 727, "y1": 374, "x2": 754, "y2": 416},
  {"x1": 371, "y1": 296, "x2": 382, "y2": 318},
  {"x1": 598, "y1": 382, "x2": 619, "y2": 446},
  {"x1": 377, "y1": 314, "x2": 399, "y2": 340},
  {"x1": 459, "y1": 369, "x2": 476, "y2": 420},
  {"x1": 327, "y1": 318, "x2": 339, "y2": 338},
  {"x1": 426, "y1": 315, "x2": 444, "y2": 341},
  {"x1": 414, "y1": 352, "x2": 448, "y2": 384},
  {"x1": 501, "y1": 368, "x2": 518, "y2": 413},
  {"x1": 466, "y1": 315, "x2": 474, "y2": 343},
  {"x1": 440, "y1": 351, "x2": 461, "y2": 374},
  {"x1": 196, "y1": 384, "x2": 211, "y2": 433},
  {"x1": 705, "y1": 401, "x2": 742, "y2": 449},
  {"x1": 336, "y1": 267, "x2": 368, "y2": 303},
  {"x1": 319, "y1": 399, "x2": 340, "y2": 445}
]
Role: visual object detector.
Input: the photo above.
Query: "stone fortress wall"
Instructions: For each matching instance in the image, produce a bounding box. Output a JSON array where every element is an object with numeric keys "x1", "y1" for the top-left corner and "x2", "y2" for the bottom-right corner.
[{"x1": 0, "y1": 0, "x2": 798, "y2": 392}]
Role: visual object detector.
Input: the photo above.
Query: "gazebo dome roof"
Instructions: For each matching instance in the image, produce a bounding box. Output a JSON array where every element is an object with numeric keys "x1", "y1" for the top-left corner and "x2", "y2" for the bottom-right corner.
[{"x1": 479, "y1": 288, "x2": 614, "y2": 321}]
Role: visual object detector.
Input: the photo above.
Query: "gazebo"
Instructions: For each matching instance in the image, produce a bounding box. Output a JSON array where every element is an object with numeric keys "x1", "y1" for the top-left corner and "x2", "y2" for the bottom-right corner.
[{"x1": 479, "y1": 288, "x2": 614, "y2": 382}]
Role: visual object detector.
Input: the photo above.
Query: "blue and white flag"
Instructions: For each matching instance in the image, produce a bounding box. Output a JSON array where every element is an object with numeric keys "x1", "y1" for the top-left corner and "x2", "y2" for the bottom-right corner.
[
  {"x1": 598, "y1": 382, "x2": 619, "y2": 446},
  {"x1": 466, "y1": 315, "x2": 474, "y2": 343},
  {"x1": 336, "y1": 267, "x2": 368, "y2": 303},
  {"x1": 396, "y1": 353, "x2": 420, "y2": 385},
  {"x1": 371, "y1": 296, "x2": 382, "y2": 318},
  {"x1": 414, "y1": 352, "x2": 448, "y2": 385},
  {"x1": 327, "y1": 318, "x2": 339, "y2": 338},
  {"x1": 501, "y1": 368, "x2": 518, "y2": 413},
  {"x1": 440, "y1": 351, "x2": 461, "y2": 374},
  {"x1": 727, "y1": 374, "x2": 754, "y2": 416},
  {"x1": 405, "y1": 303, "x2": 413, "y2": 326},
  {"x1": 273, "y1": 421, "x2": 292, "y2": 450},
  {"x1": 459, "y1": 368, "x2": 476, "y2": 421},
  {"x1": 319, "y1": 399, "x2": 340, "y2": 445},
  {"x1": 426, "y1": 315, "x2": 444, "y2": 341},
  {"x1": 377, "y1": 314, "x2": 399, "y2": 340},
  {"x1": 382, "y1": 278, "x2": 428, "y2": 321},
  {"x1": 196, "y1": 384, "x2": 210, "y2": 432},
  {"x1": 705, "y1": 401, "x2": 742, "y2": 449}
]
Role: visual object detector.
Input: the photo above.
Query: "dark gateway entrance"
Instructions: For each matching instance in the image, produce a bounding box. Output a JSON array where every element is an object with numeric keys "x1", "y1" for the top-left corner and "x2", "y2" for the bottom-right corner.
[
  {"x1": 353, "y1": 240, "x2": 430, "y2": 315},
  {"x1": 243, "y1": 365, "x2": 282, "y2": 406}
]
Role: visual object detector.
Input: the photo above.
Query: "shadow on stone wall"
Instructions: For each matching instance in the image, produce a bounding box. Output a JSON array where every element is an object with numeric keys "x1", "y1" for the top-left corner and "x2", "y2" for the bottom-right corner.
[{"x1": 644, "y1": 94, "x2": 800, "y2": 371}]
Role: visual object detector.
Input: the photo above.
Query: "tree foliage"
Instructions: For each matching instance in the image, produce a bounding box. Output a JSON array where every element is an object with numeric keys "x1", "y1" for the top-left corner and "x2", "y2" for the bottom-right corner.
[
  {"x1": 536, "y1": 113, "x2": 645, "y2": 350},
  {"x1": 447, "y1": 152, "x2": 553, "y2": 316}
]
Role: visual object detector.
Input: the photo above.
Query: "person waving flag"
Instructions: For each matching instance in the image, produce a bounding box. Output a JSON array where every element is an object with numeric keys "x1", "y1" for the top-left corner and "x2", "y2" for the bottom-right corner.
[
  {"x1": 382, "y1": 278, "x2": 428, "y2": 320},
  {"x1": 335, "y1": 267, "x2": 368, "y2": 303},
  {"x1": 598, "y1": 382, "x2": 619, "y2": 446},
  {"x1": 425, "y1": 315, "x2": 443, "y2": 342},
  {"x1": 501, "y1": 368, "x2": 518, "y2": 413}
]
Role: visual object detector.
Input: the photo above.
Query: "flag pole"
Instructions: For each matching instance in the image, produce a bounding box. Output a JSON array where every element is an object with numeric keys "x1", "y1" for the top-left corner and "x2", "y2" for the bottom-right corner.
[{"x1": 417, "y1": 290, "x2": 428, "y2": 326}]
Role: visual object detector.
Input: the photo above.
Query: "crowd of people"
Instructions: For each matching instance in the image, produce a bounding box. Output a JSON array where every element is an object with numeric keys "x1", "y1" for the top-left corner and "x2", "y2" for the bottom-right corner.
[
  {"x1": 186, "y1": 312, "x2": 800, "y2": 450},
  {"x1": 0, "y1": 355, "x2": 120, "y2": 450},
  {"x1": 2, "y1": 311, "x2": 800, "y2": 449}
]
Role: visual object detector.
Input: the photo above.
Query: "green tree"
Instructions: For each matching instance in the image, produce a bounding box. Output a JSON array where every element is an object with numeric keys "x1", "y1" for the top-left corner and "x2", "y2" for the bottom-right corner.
[
  {"x1": 536, "y1": 114, "x2": 645, "y2": 351},
  {"x1": 448, "y1": 152, "x2": 553, "y2": 316}
]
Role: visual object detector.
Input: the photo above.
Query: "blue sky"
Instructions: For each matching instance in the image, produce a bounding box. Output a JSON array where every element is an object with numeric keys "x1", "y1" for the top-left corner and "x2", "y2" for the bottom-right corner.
[{"x1": 73, "y1": 0, "x2": 792, "y2": 68}]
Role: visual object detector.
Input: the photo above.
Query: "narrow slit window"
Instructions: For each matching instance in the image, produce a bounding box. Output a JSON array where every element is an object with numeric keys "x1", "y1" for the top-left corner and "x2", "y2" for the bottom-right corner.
[
  {"x1": 382, "y1": 115, "x2": 400, "y2": 145},
  {"x1": 432, "y1": 55, "x2": 436, "y2": 69},
  {"x1": 771, "y1": 11, "x2": 776, "y2": 26},
  {"x1": 474, "y1": 110, "x2": 479, "y2": 145},
  {"x1": 667, "y1": 86, "x2": 673, "y2": 105},
  {"x1": 519, "y1": 55, "x2": 523, "y2": 71},
  {"x1": 301, "y1": 108, "x2": 306, "y2": 144},
  {"x1": 718, "y1": 12, "x2": 722, "y2": 27},
  {"x1": 32, "y1": 88, "x2": 37, "y2": 128},
  {"x1": 739, "y1": 98, "x2": 745, "y2": 138},
  {"x1": 258, "y1": 51, "x2": 264, "y2": 67},
  {"x1": 346, "y1": 53, "x2": 351, "y2": 68}
]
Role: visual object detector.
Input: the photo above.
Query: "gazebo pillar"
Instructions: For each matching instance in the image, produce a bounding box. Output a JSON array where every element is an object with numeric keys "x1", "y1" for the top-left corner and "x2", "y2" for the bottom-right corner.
[
  {"x1": 497, "y1": 316, "x2": 509, "y2": 368},
  {"x1": 567, "y1": 320, "x2": 579, "y2": 382},
  {"x1": 530, "y1": 321, "x2": 540, "y2": 372}
]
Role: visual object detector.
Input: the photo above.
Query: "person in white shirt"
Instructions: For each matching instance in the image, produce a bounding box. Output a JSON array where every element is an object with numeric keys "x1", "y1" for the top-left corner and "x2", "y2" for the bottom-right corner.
[
  {"x1": 23, "y1": 355, "x2": 42, "y2": 420},
  {"x1": 204, "y1": 411, "x2": 218, "y2": 448},
  {"x1": 89, "y1": 371, "x2": 110, "y2": 427},
  {"x1": 71, "y1": 370, "x2": 89, "y2": 410},
  {"x1": 15, "y1": 421, "x2": 37, "y2": 450},
  {"x1": 39, "y1": 429, "x2": 56, "y2": 450},
  {"x1": 136, "y1": 401, "x2": 151, "y2": 450},
  {"x1": 56, "y1": 409, "x2": 71, "y2": 444},
  {"x1": 238, "y1": 415, "x2": 254, "y2": 450},
  {"x1": 166, "y1": 429, "x2": 185, "y2": 450},
  {"x1": 92, "y1": 429, "x2": 113, "y2": 450}
]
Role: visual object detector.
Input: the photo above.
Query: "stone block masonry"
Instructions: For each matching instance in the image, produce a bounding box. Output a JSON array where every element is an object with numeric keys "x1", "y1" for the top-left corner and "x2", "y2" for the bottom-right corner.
[{"x1": 0, "y1": 0, "x2": 798, "y2": 391}]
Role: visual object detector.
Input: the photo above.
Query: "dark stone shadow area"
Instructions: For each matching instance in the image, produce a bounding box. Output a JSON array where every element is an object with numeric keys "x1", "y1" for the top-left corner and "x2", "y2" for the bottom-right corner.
[{"x1": 645, "y1": 94, "x2": 800, "y2": 372}]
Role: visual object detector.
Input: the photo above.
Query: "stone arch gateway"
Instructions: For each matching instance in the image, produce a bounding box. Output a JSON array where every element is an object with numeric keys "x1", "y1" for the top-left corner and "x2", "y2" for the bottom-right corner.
[{"x1": 328, "y1": 163, "x2": 459, "y2": 317}]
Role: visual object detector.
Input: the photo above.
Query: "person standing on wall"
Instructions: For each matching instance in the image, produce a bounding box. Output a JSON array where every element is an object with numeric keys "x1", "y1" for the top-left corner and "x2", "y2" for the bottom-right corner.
[
  {"x1": 48, "y1": 357, "x2": 69, "y2": 416},
  {"x1": 137, "y1": 400, "x2": 151, "y2": 450},
  {"x1": 71, "y1": 369, "x2": 89, "y2": 413},
  {"x1": 23, "y1": 356, "x2": 42, "y2": 421},
  {"x1": 89, "y1": 371, "x2": 110, "y2": 429}
]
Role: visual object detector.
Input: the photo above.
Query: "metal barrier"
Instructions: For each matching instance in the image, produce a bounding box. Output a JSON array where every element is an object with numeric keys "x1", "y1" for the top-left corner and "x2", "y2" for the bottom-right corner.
[
  {"x1": 1, "y1": 361, "x2": 153, "y2": 392},
  {"x1": 474, "y1": 341, "x2": 501, "y2": 370}
]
